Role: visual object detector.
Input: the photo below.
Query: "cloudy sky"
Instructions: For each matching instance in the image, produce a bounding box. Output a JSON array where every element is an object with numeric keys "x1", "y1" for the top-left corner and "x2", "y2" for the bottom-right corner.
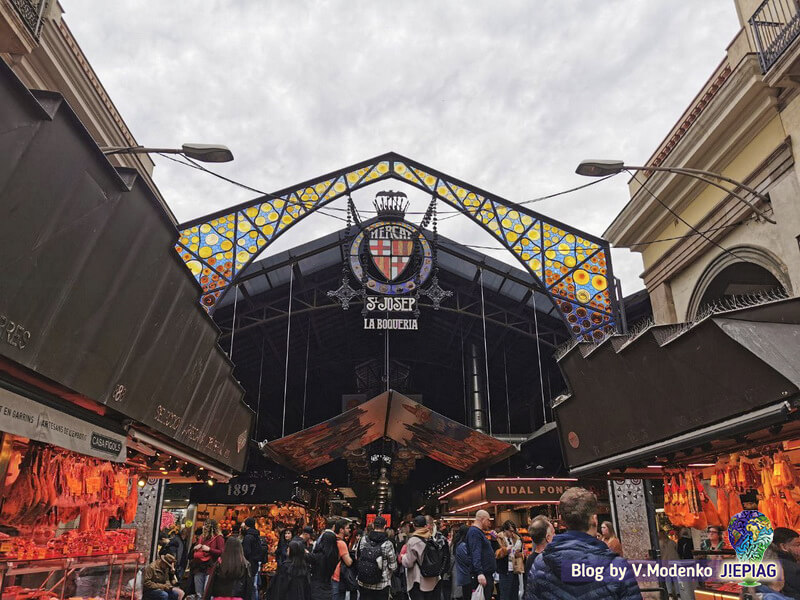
[{"x1": 63, "y1": 1, "x2": 741, "y2": 295}]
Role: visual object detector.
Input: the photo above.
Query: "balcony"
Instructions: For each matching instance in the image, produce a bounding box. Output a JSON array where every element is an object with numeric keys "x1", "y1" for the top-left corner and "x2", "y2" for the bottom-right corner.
[{"x1": 749, "y1": 0, "x2": 800, "y2": 72}]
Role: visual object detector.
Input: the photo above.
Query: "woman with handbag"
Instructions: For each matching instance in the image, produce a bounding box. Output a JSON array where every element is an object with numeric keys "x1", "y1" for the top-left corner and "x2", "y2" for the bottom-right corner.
[
  {"x1": 192, "y1": 520, "x2": 225, "y2": 598},
  {"x1": 495, "y1": 521, "x2": 522, "y2": 600},
  {"x1": 204, "y1": 537, "x2": 253, "y2": 600}
]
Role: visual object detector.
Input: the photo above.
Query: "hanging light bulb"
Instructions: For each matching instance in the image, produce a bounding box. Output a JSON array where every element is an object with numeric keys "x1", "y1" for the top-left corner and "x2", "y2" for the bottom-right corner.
[{"x1": 137, "y1": 475, "x2": 147, "y2": 487}]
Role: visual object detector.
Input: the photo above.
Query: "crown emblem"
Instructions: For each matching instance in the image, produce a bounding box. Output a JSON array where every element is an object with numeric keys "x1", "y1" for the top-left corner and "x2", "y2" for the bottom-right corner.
[{"x1": 373, "y1": 190, "x2": 408, "y2": 221}]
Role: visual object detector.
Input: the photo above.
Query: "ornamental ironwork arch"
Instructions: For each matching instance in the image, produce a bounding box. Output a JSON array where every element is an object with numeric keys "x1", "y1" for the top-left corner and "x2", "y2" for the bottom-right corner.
[{"x1": 175, "y1": 152, "x2": 619, "y2": 341}]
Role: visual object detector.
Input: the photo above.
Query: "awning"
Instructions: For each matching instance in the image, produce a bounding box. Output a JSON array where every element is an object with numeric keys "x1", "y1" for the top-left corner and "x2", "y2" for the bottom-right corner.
[
  {"x1": 261, "y1": 390, "x2": 516, "y2": 473},
  {"x1": 554, "y1": 298, "x2": 800, "y2": 475},
  {"x1": 0, "y1": 60, "x2": 253, "y2": 471}
]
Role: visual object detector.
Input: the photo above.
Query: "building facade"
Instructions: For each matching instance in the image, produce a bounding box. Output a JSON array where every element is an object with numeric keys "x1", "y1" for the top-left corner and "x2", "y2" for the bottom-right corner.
[
  {"x1": 0, "y1": 0, "x2": 172, "y2": 217},
  {"x1": 607, "y1": 0, "x2": 800, "y2": 324}
]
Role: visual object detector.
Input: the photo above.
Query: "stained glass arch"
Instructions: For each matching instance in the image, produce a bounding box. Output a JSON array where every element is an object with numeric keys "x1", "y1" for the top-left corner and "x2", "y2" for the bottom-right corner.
[{"x1": 175, "y1": 152, "x2": 619, "y2": 341}]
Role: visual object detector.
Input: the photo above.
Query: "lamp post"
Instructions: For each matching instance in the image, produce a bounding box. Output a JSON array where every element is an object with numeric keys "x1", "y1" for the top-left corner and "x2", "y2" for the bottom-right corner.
[
  {"x1": 100, "y1": 143, "x2": 234, "y2": 163},
  {"x1": 575, "y1": 160, "x2": 775, "y2": 224}
]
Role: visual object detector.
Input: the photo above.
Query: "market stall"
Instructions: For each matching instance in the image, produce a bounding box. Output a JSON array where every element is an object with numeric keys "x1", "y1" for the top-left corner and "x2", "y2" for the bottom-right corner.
[
  {"x1": 441, "y1": 478, "x2": 608, "y2": 523},
  {"x1": 189, "y1": 478, "x2": 322, "y2": 577},
  {"x1": 0, "y1": 388, "x2": 144, "y2": 600},
  {"x1": 439, "y1": 477, "x2": 612, "y2": 558},
  {"x1": 551, "y1": 297, "x2": 800, "y2": 595},
  {"x1": 613, "y1": 442, "x2": 800, "y2": 599}
]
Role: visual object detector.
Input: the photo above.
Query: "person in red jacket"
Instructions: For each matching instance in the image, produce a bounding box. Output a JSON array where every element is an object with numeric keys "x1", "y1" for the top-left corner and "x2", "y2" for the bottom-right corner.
[{"x1": 191, "y1": 519, "x2": 225, "y2": 596}]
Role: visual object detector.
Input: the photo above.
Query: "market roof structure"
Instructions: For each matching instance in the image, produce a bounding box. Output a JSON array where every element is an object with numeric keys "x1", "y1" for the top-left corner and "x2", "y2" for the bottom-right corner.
[{"x1": 176, "y1": 153, "x2": 620, "y2": 342}]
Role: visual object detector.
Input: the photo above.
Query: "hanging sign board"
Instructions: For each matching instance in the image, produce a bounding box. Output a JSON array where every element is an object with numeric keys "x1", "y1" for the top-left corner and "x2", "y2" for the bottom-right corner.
[
  {"x1": 363, "y1": 296, "x2": 419, "y2": 330},
  {"x1": 0, "y1": 387, "x2": 126, "y2": 462},
  {"x1": 328, "y1": 191, "x2": 452, "y2": 328},
  {"x1": 189, "y1": 478, "x2": 299, "y2": 505},
  {"x1": 484, "y1": 479, "x2": 577, "y2": 503},
  {"x1": 365, "y1": 513, "x2": 392, "y2": 528}
]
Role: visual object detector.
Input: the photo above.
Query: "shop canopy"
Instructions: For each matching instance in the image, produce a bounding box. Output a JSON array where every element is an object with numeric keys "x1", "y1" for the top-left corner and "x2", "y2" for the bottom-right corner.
[
  {"x1": 555, "y1": 297, "x2": 800, "y2": 475},
  {"x1": 261, "y1": 390, "x2": 516, "y2": 473},
  {"x1": 0, "y1": 60, "x2": 253, "y2": 472}
]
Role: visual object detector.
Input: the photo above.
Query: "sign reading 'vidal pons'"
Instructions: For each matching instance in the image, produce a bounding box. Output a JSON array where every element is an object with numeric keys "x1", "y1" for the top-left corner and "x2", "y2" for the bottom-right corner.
[{"x1": 485, "y1": 479, "x2": 577, "y2": 503}]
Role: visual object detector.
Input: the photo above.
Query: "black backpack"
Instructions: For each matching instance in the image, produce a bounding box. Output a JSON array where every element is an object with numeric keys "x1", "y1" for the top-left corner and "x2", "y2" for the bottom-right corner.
[
  {"x1": 415, "y1": 535, "x2": 447, "y2": 578},
  {"x1": 357, "y1": 538, "x2": 384, "y2": 585},
  {"x1": 258, "y1": 535, "x2": 269, "y2": 563},
  {"x1": 436, "y1": 535, "x2": 451, "y2": 576}
]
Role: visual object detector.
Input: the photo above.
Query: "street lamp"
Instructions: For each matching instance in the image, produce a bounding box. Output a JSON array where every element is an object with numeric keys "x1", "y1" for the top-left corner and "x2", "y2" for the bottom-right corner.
[
  {"x1": 100, "y1": 143, "x2": 234, "y2": 163},
  {"x1": 575, "y1": 159, "x2": 775, "y2": 224}
]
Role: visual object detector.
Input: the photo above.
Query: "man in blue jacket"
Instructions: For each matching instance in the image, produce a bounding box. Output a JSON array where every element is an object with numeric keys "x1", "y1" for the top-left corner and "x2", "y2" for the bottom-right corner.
[
  {"x1": 463, "y1": 509, "x2": 495, "y2": 598},
  {"x1": 527, "y1": 487, "x2": 642, "y2": 600}
]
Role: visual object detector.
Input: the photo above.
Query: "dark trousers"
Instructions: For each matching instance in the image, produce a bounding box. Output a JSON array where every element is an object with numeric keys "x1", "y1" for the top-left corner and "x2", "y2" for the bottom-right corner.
[
  {"x1": 409, "y1": 583, "x2": 437, "y2": 600},
  {"x1": 497, "y1": 572, "x2": 518, "y2": 600},
  {"x1": 359, "y1": 587, "x2": 390, "y2": 600},
  {"x1": 331, "y1": 579, "x2": 347, "y2": 600},
  {"x1": 143, "y1": 590, "x2": 179, "y2": 600},
  {"x1": 439, "y1": 580, "x2": 451, "y2": 600},
  {"x1": 461, "y1": 579, "x2": 492, "y2": 599}
]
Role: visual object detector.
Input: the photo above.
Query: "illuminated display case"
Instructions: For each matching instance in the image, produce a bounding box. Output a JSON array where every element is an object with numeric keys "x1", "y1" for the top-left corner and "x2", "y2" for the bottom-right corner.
[{"x1": 0, "y1": 553, "x2": 145, "y2": 600}]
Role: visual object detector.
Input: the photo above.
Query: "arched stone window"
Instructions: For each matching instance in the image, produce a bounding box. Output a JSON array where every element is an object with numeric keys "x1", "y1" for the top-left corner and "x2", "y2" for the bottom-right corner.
[{"x1": 686, "y1": 245, "x2": 791, "y2": 319}]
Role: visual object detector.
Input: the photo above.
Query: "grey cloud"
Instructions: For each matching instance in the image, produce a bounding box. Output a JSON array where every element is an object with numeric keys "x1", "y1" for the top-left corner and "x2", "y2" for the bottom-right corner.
[{"x1": 62, "y1": 0, "x2": 741, "y2": 293}]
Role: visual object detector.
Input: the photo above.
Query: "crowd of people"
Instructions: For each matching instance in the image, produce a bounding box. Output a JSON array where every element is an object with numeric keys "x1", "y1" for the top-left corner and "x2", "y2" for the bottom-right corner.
[
  {"x1": 140, "y1": 487, "x2": 642, "y2": 600},
  {"x1": 145, "y1": 517, "x2": 267, "y2": 600},
  {"x1": 140, "y1": 485, "x2": 800, "y2": 600}
]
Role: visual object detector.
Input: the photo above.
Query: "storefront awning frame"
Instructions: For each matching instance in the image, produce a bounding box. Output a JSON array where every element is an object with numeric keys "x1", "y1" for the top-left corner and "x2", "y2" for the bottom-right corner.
[
  {"x1": 0, "y1": 59, "x2": 254, "y2": 472},
  {"x1": 569, "y1": 400, "x2": 792, "y2": 476}
]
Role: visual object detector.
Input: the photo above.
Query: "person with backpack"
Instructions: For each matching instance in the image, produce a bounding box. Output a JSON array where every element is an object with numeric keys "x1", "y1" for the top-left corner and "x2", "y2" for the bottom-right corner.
[
  {"x1": 268, "y1": 540, "x2": 312, "y2": 600},
  {"x1": 241, "y1": 518, "x2": 264, "y2": 600},
  {"x1": 495, "y1": 521, "x2": 523, "y2": 600},
  {"x1": 400, "y1": 515, "x2": 442, "y2": 599},
  {"x1": 356, "y1": 515, "x2": 397, "y2": 600},
  {"x1": 331, "y1": 520, "x2": 355, "y2": 600},
  {"x1": 424, "y1": 516, "x2": 451, "y2": 600}
]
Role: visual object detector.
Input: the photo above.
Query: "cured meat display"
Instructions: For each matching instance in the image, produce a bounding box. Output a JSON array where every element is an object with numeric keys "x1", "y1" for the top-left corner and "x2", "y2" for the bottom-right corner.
[
  {"x1": 0, "y1": 528, "x2": 135, "y2": 560},
  {"x1": 664, "y1": 448, "x2": 800, "y2": 533},
  {"x1": 663, "y1": 470, "x2": 721, "y2": 530},
  {"x1": 0, "y1": 441, "x2": 139, "y2": 532}
]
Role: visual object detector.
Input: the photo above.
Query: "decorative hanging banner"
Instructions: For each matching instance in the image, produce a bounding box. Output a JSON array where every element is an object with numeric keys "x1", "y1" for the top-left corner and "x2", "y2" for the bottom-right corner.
[
  {"x1": 328, "y1": 190, "x2": 452, "y2": 329},
  {"x1": 0, "y1": 386, "x2": 126, "y2": 461}
]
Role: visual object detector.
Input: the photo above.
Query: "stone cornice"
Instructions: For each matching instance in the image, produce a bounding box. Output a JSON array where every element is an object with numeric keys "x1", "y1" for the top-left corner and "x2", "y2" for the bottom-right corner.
[
  {"x1": 641, "y1": 138, "x2": 791, "y2": 290},
  {"x1": 605, "y1": 55, "x2": 776, "y2": 246},
  {"x1": 642, "y1": 61, "x2": 733, "y2": 177},
  {"x1": 3, "y1": 11, "x2": 174, "y2": 221}
]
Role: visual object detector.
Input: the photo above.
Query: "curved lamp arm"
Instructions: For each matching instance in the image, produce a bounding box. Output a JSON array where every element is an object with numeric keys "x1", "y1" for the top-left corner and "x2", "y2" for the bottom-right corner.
[{"x1": 576, "y1": 160, "x2": 775, "y2": 224}]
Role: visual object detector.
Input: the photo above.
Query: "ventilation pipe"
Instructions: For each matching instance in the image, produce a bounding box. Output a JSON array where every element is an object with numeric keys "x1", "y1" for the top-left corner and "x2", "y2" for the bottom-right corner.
[{"x1": 468, "y1": 342, "x2": 488, "y2": 433}]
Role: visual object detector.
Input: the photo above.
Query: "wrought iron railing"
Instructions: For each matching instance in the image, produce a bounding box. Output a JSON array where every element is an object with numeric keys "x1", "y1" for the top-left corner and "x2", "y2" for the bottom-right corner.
[
  {"x1": 750, "y1": 0, "x2": 800, "y2": 72},
  {"x1": 9, "y1": 0, "x2": 46, "y2": 38}
]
